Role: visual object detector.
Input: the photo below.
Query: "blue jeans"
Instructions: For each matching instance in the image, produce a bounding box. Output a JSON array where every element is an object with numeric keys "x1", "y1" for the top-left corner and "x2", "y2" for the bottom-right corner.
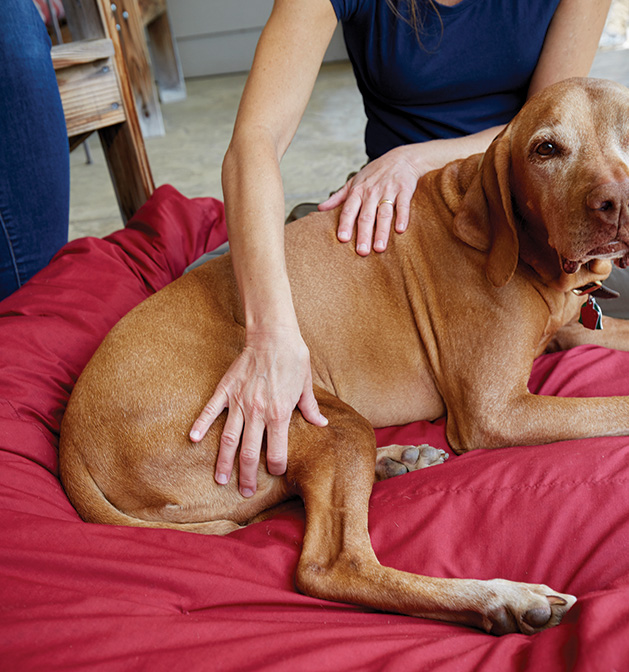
[{"x1": 0, "y1": 0, "x2": 69, "y2": 301}]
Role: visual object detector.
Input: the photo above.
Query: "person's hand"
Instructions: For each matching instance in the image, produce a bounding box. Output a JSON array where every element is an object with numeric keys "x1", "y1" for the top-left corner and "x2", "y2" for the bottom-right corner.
[
  {"x1": 318, "y1": 142, "x2": 443, "y2": 255},
  {"x1": 189, "y1": 328, "x2": 327, "y2": 497}
]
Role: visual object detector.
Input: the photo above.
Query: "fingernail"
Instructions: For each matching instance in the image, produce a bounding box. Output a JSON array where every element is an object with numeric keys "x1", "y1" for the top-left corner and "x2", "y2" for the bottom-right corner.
[
  {"x1": 241, "y1": 488, "x2": 254, "y2": 498},
  {"x1": 216, "y1": 473, "x2": 228, "y2": 485},
  {"x1": 190, "y1": 430, "x2": 201, "y2": 441},
  {"x1": 320, "y1": 414, "x2": 328, "y2": 426},
  {"x1": 374, "y1": 240, "x2": 385, "y2": 252},
  {"x1": 357, "y1": 243, "x2": 368, "y2": 253},
  {"x1": 338, "y1": 231, "x2": 350, "y2": 242}
]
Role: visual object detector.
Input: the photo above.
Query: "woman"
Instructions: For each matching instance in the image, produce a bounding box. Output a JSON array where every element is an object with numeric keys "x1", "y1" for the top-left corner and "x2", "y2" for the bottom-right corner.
[{"x1": 190, "y1": 0, "x2": 611, "y2": 498}]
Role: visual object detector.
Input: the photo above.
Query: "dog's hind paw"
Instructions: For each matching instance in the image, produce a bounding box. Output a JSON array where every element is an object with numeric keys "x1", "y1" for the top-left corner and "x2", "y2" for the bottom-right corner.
[{"x1": 375, "y1": 444, "x2": 448, "y2": 481}]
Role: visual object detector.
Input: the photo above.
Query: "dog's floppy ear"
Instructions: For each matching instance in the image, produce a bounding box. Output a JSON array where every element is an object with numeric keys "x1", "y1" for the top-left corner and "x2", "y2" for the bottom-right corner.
[{"x1": 453, "y1": 126, "x2": 519, "y2": 287}]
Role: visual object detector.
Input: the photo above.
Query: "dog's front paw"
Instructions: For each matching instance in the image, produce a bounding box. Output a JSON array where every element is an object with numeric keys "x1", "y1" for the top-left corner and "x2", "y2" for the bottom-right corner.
[
  {"x1": 480, "y1": 579, "x2": 577, "y2": 635},
  {"x1": 375, "y1": 444, "x2": 448, "y2": 481}
]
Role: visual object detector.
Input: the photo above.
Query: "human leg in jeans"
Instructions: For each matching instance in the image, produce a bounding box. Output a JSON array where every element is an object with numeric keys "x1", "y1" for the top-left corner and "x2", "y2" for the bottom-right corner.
[{"x1": 0, "y1": 0, "x2": 69, "y2": 301}]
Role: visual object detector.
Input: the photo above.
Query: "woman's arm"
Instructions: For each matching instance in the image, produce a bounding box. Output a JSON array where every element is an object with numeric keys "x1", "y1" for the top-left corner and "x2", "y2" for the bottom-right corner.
[
  {"x1": 189, "y1": 0, "x2": 338, "y2": 497},
  {"x1": 320, "y1": 0, "x2": 612, "y2": 255},
  {"x1": 528, "y1": 0, "x2": 611, "y2": 97}
]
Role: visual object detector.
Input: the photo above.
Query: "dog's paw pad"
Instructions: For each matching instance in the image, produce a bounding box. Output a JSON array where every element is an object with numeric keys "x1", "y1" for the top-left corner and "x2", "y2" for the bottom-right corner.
[
  {"x1": 375, "y1": 444, "x2": 448, "y2": 481},
  {"x1": 403, "y1": 444, "x2": 448, "y2": 469},
  {"x1": 377, "y1": 457, "x2": 410, "y2": 480}
]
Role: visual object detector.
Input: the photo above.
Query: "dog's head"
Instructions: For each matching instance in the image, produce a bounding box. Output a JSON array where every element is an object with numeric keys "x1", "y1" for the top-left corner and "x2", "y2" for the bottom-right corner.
[{"x1": 454, "y1": 78, "x2": 629, "y2": 289}]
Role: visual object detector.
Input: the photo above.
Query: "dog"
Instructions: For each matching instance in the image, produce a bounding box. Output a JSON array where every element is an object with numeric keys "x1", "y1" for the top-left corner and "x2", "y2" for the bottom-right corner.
[{"x1": 60, "y1": 78, "x2": 629, "y2": 636}]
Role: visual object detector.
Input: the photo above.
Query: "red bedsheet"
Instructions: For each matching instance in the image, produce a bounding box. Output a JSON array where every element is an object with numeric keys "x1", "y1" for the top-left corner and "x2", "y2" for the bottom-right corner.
[{"x1": 1, "y1": 185, "x2": 628, "y2": 671}]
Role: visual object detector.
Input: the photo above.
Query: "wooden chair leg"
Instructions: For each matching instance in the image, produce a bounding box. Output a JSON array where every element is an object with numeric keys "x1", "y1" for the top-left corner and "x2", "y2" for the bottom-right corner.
[
  {"x1": 112, "y1": 0, "x2": 165, "y2": 137},
  {"x1": 98, "y1": 0, "x2": 154, "y2": 219},
  {"x1": 146, "y1": 9, "x2": 187, "y2": 103},
  {"x1": 98, "y1": 122, "x2": 153, "y2": 221}
]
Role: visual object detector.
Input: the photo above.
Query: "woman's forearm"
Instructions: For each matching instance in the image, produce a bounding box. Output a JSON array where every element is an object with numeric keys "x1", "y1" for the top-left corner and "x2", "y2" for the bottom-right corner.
[
  {"x1": 406, "y1": 124, "x2": 508, "y2": 174},
  {"x1": 222, "y1": 130, "x2": 299, "y2": 334}
]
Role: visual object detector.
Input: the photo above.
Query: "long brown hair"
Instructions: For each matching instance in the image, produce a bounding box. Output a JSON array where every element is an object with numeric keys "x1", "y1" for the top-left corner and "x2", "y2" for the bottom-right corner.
[{"x1": 385, "y1": 0, "x2": 443, "y2": 48}]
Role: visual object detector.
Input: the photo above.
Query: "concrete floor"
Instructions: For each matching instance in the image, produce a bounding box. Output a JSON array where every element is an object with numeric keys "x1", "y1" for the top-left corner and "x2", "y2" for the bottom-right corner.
[
  {"x1": 68, "y1": 61, "x2": 366, "y2": 240},
  {"x1": 68, "y1": 47, "x2": 629, "y2": 242}
]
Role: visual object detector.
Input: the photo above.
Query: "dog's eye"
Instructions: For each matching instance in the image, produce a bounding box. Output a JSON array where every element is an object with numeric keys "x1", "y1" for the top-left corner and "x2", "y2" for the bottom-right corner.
[{"x1": 535, "y1": 141, "x2": 558, "y2": 157}]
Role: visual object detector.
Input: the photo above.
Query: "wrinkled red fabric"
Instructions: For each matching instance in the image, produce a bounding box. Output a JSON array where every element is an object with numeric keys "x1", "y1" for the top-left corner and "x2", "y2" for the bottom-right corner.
[{"x1": 1, "y1": 185, "x2": 627, "y2": 671}]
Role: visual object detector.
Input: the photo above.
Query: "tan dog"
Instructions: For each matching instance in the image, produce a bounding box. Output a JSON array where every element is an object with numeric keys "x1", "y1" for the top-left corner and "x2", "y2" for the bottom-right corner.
[{"x1": 60, "y1": 78, "x2": 629, "y2": 636}]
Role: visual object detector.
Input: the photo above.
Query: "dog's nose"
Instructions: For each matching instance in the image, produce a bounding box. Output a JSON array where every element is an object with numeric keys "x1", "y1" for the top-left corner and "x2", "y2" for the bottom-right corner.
[{"x1": 586, "y1": 179, "x2": 629, "y2": 228}]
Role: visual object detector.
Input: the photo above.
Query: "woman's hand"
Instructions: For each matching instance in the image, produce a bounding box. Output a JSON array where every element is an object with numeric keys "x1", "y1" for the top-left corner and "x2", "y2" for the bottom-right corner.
[
  {"x1": 318, "y1": 135, "x2": 504, "y2": 255},
  {"x1": 189, "y1": 328, "x2": 327, "y2": 498},
  {"x1": 318, "y1": 143, "x2": 432, "y2": 255}
]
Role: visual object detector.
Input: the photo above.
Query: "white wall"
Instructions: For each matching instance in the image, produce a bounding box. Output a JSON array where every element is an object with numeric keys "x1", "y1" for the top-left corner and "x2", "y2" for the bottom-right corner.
[{"x1": 168, "y1": 0, "x2": 348, "y2": 77}]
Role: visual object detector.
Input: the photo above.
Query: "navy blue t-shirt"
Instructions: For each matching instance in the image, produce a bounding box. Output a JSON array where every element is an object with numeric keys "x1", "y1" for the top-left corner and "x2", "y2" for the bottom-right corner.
[{"x1": 329, "y1": 0, "x2": 561, "y2": 159}]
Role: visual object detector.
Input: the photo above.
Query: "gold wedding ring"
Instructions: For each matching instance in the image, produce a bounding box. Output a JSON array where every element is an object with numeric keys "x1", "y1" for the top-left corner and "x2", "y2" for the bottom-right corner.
[{"x1": 378, "y1": 198, "x2": 395, "y2": 207}]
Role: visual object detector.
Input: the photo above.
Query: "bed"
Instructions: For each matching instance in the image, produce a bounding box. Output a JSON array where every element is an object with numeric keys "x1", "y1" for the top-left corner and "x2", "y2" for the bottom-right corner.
[{"x1": 1, "y1": 185, "x2": 628, "y2": 670}]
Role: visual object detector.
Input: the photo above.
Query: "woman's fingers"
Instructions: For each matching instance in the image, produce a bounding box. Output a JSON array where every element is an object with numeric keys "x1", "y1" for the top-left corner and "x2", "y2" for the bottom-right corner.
[
  {"x1": 326, "y1": 149, "x2": 422, "y2": 253},
  {"x1": 237, "y1": 413, "x2": 266, "y2": 497},
  {"x1": 341, "y1": 191, "x2": 399, "y2": 255},
  {"x1": 190, "y1": 387, "x2": 228, "y2": 442},
  {"x1": 265, "y1": 415, "x2": 290, "y2": 478},
  {"x1": 336, "y1": 188, "x2": 363, "y2": 244},
  {"x1": 190, "y1": 335, "x2": 327, "y2": 496},
  {"x1": 297, "y1": 372, "x2": 328, "y2": 428},
  {"x1": 373, "y1": 198, "x2": 395, "y2": 252},
  {"x1": 214, "y1": 404, "x2": 245, "y2": 485},
  {"x1": 354, "y1": 198, "x2": 380, "y2": 255},
  {"x1": 319, "y1": 181, "x2": 350, "y2": 211},
  {"x1": 394, "y1": 189, "x2": 412, "y2": 233}
]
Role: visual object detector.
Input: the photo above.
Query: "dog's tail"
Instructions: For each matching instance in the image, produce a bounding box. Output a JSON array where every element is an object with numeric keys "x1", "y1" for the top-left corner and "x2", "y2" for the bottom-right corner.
[{"x1": 59, "y1": 450, "x2": 240, "y2": 536}]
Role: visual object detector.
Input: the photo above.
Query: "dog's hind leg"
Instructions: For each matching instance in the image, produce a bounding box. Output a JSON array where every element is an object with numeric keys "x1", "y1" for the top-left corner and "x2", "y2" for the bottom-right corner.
[{"x1": 288, "y1": 389, "x2": 576, "y2": 635}]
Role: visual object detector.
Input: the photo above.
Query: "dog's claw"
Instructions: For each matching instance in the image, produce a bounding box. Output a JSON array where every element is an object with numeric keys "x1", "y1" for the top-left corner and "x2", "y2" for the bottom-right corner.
[{"x1": 547, "y1": 595, "x2": 568, "y2": 607}]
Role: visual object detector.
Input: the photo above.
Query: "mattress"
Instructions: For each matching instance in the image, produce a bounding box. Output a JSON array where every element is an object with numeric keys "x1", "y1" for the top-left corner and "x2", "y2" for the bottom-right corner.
[{"x1": 1, "y1": 185, "x2": 628, "y2": 670}]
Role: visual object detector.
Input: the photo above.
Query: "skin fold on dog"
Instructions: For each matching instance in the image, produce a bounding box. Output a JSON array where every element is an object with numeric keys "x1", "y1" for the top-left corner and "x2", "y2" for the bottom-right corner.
[{"x1": 60, "y1": 78, "x2": 629, "y2": 636}]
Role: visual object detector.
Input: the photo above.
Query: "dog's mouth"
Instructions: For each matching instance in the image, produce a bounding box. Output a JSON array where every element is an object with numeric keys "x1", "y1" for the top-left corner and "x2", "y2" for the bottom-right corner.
[{"x1": 561, "y1": 241, "x2": 629, "y2": 273}]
